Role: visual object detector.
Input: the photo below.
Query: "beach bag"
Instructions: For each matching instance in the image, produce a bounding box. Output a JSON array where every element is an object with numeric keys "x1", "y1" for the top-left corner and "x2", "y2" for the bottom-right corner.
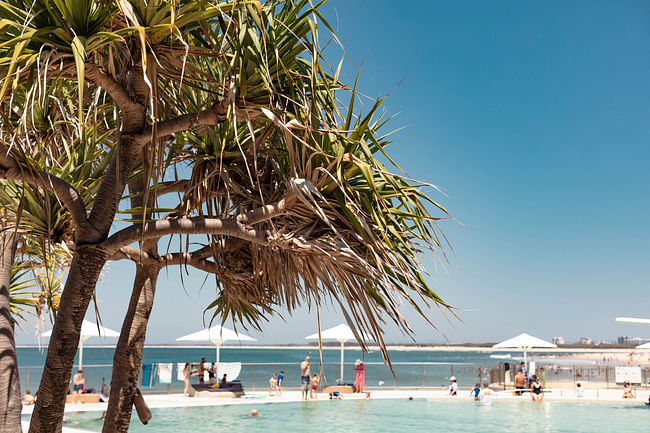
[{"x1": 134, "y1": 388, "x2": 152, "y2": 425}]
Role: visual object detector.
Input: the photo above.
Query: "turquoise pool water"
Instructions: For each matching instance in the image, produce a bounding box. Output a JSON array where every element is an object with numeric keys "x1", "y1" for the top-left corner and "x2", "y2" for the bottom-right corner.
[{"x1": 61, "y1": 399, "x2": 650, "y2": 432}]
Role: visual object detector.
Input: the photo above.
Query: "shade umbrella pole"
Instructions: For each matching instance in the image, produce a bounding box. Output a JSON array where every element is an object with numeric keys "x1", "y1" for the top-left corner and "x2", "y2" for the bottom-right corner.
[
  {"x1": 216, "y1": 342, "x2": 221, "y2": 381},
  {"x1": 523, "y1": 348, "x2": 528, "y2": 373},
  {"x1": 79, "y1": 338, "x2": 84, "y2": 371},
  {"x1": 340, "y1": 341, "x2": 345, "y2": 383}
]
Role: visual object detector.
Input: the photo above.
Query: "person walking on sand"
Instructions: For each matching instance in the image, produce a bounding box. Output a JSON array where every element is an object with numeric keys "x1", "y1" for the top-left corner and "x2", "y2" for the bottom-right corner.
[
  {"x1": 354, "y1": 360, "x2": 366, "y2": 393},
  {"x1": 448, "y1": 376, "x2": 458, "y2": 396},
  {"x1": 530, "y1": 375, "x2": 544, "y2": 402},
  {"x1": 310, "y1": 373, "x2": 320, "y2": 399},
  {"x1": 183, "y1": 363, "x2": 191, "y2": 396},
  {"x1": 301, "y1": 356, "x2": 311, "y2": 400}
]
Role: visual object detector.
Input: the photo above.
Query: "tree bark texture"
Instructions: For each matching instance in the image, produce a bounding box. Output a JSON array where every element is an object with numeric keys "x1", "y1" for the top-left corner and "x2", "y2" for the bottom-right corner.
[
  {"x1": 102, "y1": 262, "x2": 159, "y2": 433},
  {"x1": 29, "y1": 70, "x2": 147, "y2": 432},
  {"x1": 0, "y1": 230, "x2": 22, "y2": 433},
  {"x1": 103, "y1": 177, "x2": 160, "y2": 433},
  {"x1": 27, "y1": 245, "x2": 107, "y2": 433}
]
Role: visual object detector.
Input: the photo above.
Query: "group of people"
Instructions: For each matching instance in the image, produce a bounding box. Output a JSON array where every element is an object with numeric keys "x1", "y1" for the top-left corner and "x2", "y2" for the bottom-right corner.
[
  {"x1": 268, "y1": 370, "x2": 285, "y2": 395},
  {"x1": 300, "y1": 356, "x2": 320, "y2": 400},
  {"x1": 181, "y1": 358, "x2": 228, "y2": 396},
  {"x1": 513, "y1": 367, "x2": 545, "y2": 401}
]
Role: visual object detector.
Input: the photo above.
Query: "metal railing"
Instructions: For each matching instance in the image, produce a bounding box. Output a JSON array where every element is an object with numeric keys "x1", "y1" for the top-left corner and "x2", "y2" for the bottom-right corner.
[{"x1": 18, "y1": 362, "x2": 650, "y2": 395}]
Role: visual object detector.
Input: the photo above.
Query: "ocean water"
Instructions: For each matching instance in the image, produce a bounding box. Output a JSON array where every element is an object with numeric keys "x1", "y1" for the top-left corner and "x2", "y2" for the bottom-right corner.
[
  {"x1": 56, "y1": 399, "x2": 650, "y2": 433},
  {"x1": 16, "y1": 346, "x2": 503, "y2": 393}
]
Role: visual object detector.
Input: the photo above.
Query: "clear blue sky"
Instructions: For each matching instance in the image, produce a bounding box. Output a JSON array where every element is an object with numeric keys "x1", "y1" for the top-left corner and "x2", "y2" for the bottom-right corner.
[{"x1": 16, "y1": 0, "x2": 650, "y2": 345}]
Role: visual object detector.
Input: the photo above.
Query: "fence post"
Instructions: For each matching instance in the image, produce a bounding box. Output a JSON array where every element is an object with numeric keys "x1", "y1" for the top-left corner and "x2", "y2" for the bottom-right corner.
[
  {"x1": 26, "y1": 367, "x2": 29, "y2": 392},
  {"x1": 251, "y1": 365, "x2": 255, "y2": 391},
  {"x1": 421, "y1": 365, "x2": 425, "y2": 388}
]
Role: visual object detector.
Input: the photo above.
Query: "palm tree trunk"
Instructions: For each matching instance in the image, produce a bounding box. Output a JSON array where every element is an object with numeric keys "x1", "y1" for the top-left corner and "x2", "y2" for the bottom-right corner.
[
  {"x1": 27, "y1": 246, "x2": 107, "y2": 433},
  {"x1": 102, "y1": 262, "x2": 159, "y2": 433},
  {"x1": 103, "y1": 175, "x2": 160, "y2": 433},
  {"x1": 0, "y1": 229, "x2": 22, "y2": 433},
  {"x1": 29, "y1": 72, "x2": 147, "y2": 433}
]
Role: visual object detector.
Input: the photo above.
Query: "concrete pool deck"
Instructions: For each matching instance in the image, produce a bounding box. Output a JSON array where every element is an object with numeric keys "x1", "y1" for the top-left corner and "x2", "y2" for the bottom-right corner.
[{"x1": 21, "y1": 388, "x2": 650, "y2": 432}]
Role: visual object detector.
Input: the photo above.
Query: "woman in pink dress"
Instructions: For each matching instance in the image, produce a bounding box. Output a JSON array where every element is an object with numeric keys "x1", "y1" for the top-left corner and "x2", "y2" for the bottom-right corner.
[{"x1": 354, "y1": 360, "x2": 366, "y2": 393}]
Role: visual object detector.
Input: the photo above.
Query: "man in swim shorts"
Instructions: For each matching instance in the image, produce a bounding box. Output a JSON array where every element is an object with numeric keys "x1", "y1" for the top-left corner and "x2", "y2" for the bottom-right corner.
[
  {"x1": 72, "y1": 370, "x2": 85, "y2": 394},
  {"x1": 514, "y1": 369, "x2": 526, "y2": 395},
  {"x1": 300, "y1": 356, "x2": 311, "y2": 400}
]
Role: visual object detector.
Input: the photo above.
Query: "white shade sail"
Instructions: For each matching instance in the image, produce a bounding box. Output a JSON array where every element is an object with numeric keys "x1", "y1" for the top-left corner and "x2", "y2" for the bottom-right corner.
[
  {"x1": 176, "y1": 326, "x2": 256, "y2": 345},
  {"x1": 305, "y1": 323, "x2": 371, "y2": 344},
  {"x1": 176, "y1": 326, "x2": 256, "y2": 379},
  {"x1": 616, "y1": 317, "x2": 650, "y2": 326},
  {"x1": 637, "y1": 342, "x2": 650, "y2": 349},
  {"x1": 41, "y1": 319, "x2": 120, "y2": 341},
  {"x1": 493, "y1": 333, "x2": 556, "y2": 369},
  {"x1": 492, "y1": 333, "x2": 557, "y2": 350},
  {"x1": 41, "y1": 320, "x2": 119, "y2": 370},
  {"x1": 305, "y1": 324, "x2": 372, "y2": 384}
]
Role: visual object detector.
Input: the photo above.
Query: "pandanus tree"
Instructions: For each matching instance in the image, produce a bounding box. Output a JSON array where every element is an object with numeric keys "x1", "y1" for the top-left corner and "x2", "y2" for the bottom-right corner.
[
  {"x1": 1, "y1": 1, "x2": 451, "y2": 432},
  {"x1": 0, "y1": 82, "x2": 112, "y2": 432}
]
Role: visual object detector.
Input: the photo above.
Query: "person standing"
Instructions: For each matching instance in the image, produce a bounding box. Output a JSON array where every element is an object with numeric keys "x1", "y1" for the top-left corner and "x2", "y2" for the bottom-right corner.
[
  {"x1": 269, "y1": 373, "x2": 278, "y2": 395},
  {"x1": 448, "y1": 376, "x2": 458, "y2": 396},
  {"x1": 208, "y1": 363, "x2": 216, "y2": 385},
  {"x1": 479, "y1": 382, "x2": 494, "y2": 406},
  {"x1": 277, "y1": 370, "x2": 284, "y2": 396},
  {"x1": 310, "y1": 373, "x2": 320, "y2": 399},
  {"x1": 513, "y1": 369, "x2": 526, "y2": 395},
  {"x1": 471, "y1": 383, "x2": 481, "y2": 400},
  {"x1": 300, "y1": 356, "x2": 311, "y2": 401},
  {"x1": 182, "y1": 363, "x2": 191, "y2": 396},
  {"x1": 197, "y1": 357, "x2": 206, "y2": 384},
  {"x1": 354, "y1": 360, "x2": 366, "y2": 393},
  {"x1": 539, "y1": 367, "x2": 546, "y2": 387}
]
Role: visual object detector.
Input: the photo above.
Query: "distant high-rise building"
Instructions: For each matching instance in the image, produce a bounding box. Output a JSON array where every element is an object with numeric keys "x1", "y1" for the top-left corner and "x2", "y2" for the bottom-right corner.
[
  {"x1": 617, "y1": 336, "x2": 650, "y2": 345},
  {"x1": 577, "y1": 337, "x2": 592, "y2": 345},
  {"x1": 552, "y1": 337, "x2": 564, "y2": 345}
]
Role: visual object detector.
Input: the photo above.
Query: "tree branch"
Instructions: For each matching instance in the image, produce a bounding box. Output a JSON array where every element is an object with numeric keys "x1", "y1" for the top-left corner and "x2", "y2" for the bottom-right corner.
[
  {"x1": 0, "y1": 145, "x2": 99, "y2": 239},
  {"x1": 85, "y1": 64, "x2": 143, "y2": 112},
  {"x1": 154, "y1": 180, "x2": 191, "y2": 196},
  {"x1": 109, "y1": 246, "x2": 154, "y2": 264},
  {"x1": 100, "y1": 217, "x2": 268, "y2": 254},
  {"x1": 237, "y1": 197, "x2": 293, "y2": 225},
  {"x1": 130, "y1": 100, "x2": 264, "y2": 145}
]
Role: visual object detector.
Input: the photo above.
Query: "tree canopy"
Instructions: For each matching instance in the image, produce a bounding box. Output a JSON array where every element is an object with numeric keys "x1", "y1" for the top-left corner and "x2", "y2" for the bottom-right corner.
[{"x1": 0, "y1": 1, "x2": 452, "y2": 431}]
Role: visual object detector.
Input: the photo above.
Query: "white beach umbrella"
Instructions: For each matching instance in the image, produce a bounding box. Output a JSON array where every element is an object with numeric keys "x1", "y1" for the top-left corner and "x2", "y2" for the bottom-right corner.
[
  {"x1": 41, "y1": 319, "x2": 120, "y2": 370},
  {"x1": 615, "y1": 317, "x2": 650, "y2": 349},
  {"x1": 305, "y1": 323, "x2": 372, "y2": 384},
  {"x1": 492, "y1": 333, "x2": 557, "y2": 369},
  {"x1": 176, "y1": 326, "x2": 256, "y2": 378},
  {"x1": 616, "y1": 317, "x2": 650, "y2": 325}
]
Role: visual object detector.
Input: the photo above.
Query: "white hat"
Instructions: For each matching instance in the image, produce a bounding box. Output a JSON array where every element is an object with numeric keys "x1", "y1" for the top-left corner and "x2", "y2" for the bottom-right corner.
[
  {"x1": 355, "y1": 359, "x2": 362, "y2": 366},
  {"x1": 449, "y1": 376, "x2": 456, "y2": 381}
]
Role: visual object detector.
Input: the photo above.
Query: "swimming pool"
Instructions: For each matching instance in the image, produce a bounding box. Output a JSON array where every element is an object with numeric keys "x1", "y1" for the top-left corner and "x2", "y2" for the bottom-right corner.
[{"x1": 60, "y1": 399, "x2": 650, "y2": 432}]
